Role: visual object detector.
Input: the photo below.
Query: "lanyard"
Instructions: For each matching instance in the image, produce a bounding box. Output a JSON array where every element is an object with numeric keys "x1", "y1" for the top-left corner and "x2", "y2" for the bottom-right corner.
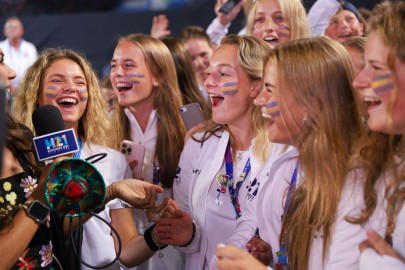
[
  {"x1": 222, "y1": 142, "x2": 251, "y2": 219},
  {"x1": 152, "y1": 159, "x2": 160, "y2": 185},
  {"x1": 281, "y1": 161, "x2": 299, "y2": 221},
  {"x1": 276, "y1": 161, "x2": 299, "y2": 269},
  {"x1": 73, "y1": 137, "x2": 83, "y2": 159}
]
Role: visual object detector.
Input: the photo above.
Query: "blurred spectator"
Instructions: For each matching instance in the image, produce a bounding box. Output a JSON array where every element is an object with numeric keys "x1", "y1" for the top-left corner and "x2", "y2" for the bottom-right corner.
[
  {"x1": 342, "y1": 36, "x2": 367, "y2": 75},
  {"x1": 160, "y1": 36, "x2": 211, "y2": 119},
  {"x1": 180, "y1": 26, "x2": 214, "y2": 99},
  {"x1": 100, "y1": 75, "x2": 116, "y2": 113},
  {"x1": 0, "y1": 16, "x2": 37, "y2": 92}
]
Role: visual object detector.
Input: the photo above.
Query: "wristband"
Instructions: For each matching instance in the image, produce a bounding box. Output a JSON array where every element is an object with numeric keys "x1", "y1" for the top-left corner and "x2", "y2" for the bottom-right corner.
[
  {"x1": 144, "y1": 224, "x2": 167, "y2": 251},
  {"x1": 180, "y1": 220, "x2": 196, "y2": 247}
]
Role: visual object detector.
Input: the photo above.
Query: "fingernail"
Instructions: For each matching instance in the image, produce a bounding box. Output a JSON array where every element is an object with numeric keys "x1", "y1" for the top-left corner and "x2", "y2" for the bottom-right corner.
[
  {"x1": 217, "y1": 243, "x2": 225, "y2": 249},
  {"x1": 366, "y1": 228, "x2": 375, "y2": 237}
]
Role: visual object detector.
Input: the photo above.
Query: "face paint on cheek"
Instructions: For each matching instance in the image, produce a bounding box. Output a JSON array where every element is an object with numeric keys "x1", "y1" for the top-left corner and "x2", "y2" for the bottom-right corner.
[
  {"x1": 79, "y1": 89, "x2": 88, "y2": 102},
  {"x1": 372, "y1": 73, "x2": 395, "y2": 95},
  {"x1": 220, "y1": 81, "x2": 238, "y2": 96},
  {"x1": 265, "y1": 101, "x2": 281, "y2": 118},
  {"x1": 45, "y1": 86, "x2": 58, "y2": 98},
  {"x1": 128, "y1": 73, "x2": 145, "y2": 85},
  {"x1": 277, "y1": 24, "x2": 290, "y2": 38}
]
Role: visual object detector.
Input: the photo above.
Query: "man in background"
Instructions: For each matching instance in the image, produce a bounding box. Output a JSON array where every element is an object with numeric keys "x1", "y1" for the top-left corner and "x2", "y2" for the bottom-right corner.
[{"x1": 0, "y1": 16, "x2": 37, "y2": 93}]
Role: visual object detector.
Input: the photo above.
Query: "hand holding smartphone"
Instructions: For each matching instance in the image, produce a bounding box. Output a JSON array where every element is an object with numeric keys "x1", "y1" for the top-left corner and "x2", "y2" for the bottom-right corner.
[
  {"x1": 180, "y1": 103, "x2": 205, "y2": 131},
  {"x1": 219, "y1": 0, "x2": 242, "y2": 14},
  {"x1": 120, "y1": 140, "x2": 145, "y2": 179}
]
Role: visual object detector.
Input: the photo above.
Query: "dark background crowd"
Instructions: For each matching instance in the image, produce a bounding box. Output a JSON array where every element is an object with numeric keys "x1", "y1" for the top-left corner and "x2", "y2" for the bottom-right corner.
[{"x1": 0, "y1": 0, "x2": 379, "y2": 75}]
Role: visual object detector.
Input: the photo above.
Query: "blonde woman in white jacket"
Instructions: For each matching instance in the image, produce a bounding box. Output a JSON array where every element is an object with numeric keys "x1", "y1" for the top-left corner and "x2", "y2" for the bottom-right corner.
[{"x1": 153, "y1": 35, "x2": 272, "y2": 270}]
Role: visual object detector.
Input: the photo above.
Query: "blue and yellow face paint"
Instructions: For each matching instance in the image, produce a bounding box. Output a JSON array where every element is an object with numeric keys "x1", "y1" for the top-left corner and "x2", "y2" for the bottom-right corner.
[
  {"x1": 45, "y1": 86, "x2": 58, "y2": 98},
  {"x1": 372, "y1": 73, "x2": 394, "y2": 95},
  {"x1": 220, "y1": 81, "x2": 238, "y2": 96},
  {"x1": 265, "y1": 101, "x2": 281, "y2": 118},
  {"x1": 277, "y1": 24, "x2": 290, "y2": 38},
  {"x1": 128, "y1": 73, "x2": 145, "y2": 85},
  {"x1": 79, "y1": 89, "x2": 88, "y2": 102}
]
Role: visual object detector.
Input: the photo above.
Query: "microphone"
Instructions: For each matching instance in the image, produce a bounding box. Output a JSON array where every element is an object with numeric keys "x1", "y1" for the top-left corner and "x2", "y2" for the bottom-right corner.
[
  {"x1": 32, "y1": 105, "x2": 106, "y2": 217},
  {"x1": 32, "y1": 105, "x2": 79, "y2": 161}
]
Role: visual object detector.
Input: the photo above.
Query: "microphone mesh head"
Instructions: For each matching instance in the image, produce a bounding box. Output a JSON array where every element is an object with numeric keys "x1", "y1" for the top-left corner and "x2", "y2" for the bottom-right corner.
[{"x1": 32, "y1": 105, "x2": 65, "y2": 136}]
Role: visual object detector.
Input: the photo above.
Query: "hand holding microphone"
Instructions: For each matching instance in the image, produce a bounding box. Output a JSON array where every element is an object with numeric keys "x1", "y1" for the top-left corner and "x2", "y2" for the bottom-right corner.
[
  {"x1": 32, "y1": 105, "x2": 108, "y2": 217},
  {"x1": 32, "y1": 105, "x2": 163, "y2": 216},
  {"x1": 23, "y1": 105, "x2": 78, "y2": 223}
]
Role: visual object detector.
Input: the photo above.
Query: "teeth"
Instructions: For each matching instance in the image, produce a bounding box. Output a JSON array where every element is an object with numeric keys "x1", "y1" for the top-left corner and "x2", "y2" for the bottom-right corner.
[
  {"x1": 363, "y1": 96, "x2": 378, "y2": 102},
  {"x1": 209, "y1": 94, "x2": 221, "y2": 98},
  {"x1": 264, "y1": 36, "x2": 277, "y2": 41},
  {"x1": 261, "y1": 112, "x2": 272, "y2": 119},
  {"x1": 116, "y1": 82, "x2": 131, "y2": 88},
  {"x1": 58, "y1": 98, "x2": 77, "y2": 104}
]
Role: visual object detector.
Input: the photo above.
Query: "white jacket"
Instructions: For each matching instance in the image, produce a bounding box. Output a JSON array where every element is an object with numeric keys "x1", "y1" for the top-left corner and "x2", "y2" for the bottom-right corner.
[
  {"x1": 221, "y1": 146, "x2": 367, "y2": 269},
  {"x1": 173, "y1": 130, "x2": 263, "y2": 270},
  {"x1": 360, "y1": 175, "x2": 405, "y2": 269}
]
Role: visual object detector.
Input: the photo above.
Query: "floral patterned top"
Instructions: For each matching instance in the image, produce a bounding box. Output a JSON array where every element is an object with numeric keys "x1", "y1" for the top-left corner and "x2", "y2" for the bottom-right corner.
[{"x1": 0, "y1": 155, "x2": 64, "y2": 269}]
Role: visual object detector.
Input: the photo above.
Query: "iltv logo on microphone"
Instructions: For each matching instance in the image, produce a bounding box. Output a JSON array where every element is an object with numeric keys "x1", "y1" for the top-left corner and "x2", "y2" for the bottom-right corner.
[{"x1": 34, "y1": 128, "x2": 79, "y2": 161}]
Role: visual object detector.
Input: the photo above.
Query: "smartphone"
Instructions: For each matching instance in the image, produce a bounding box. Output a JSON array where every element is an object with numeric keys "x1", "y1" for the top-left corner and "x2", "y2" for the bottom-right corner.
[
  {"x1": 120, "y1": 140, "x2": 145, "y2": 178},
  {"x1": 219, "y1": 0, "x2": 242, "y2": 14},
  {"x1": 180, "y1": 103, "x2": 205, "y2": 131}
]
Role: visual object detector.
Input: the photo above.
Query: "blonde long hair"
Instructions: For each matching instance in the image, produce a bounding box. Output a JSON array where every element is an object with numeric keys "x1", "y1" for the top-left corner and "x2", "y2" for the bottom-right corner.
[
  {"x1": 110, "y1": 34, "x2": 186, "y2": 188},
  {"x1": 352, "y1": 1, "x2": 405, "y2": 241},
  {"x1": 192, "y1": 35, "x2": 271, "y2": 163},
  {"x1": 12, "y1": 48, "x2": 113, "y2": 148},
  {"x1": 246, "y1": 0, "x2": 310, "y2": 41},
  {"x1": 270, "y1": 37, "x2": 365, "y2": 270}
]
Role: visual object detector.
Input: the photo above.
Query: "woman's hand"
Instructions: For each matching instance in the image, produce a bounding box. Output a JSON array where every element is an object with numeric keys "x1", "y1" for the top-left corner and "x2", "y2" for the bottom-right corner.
[
  {"x1": 154, "y1": 208, "x2": 194, "y2": 246},
  {"x1": 150, "y1": 14, "x2": 171, "y2": 39},
  {"x1": 216, "y1": 244, "x2": 268, "y2": 270},
  {"x1": 146, "y1": 197, "x2": 179, "y2": 221},
  {"x1": 107, "y1": 179, "x2": 164, "y2": 209},
  {"x1": 214, "y1": 0, "x2": 247, "y2": 26},
  {"x1": 246, "y1": 235, "x2": 273, "y2": 265},
  {"x1": 359, "y1": 228, "x2": 405, "y2": 263}
]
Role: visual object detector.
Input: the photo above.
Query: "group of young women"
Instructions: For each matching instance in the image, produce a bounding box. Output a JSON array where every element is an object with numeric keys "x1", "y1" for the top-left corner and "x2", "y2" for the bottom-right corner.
[{"x1": 1, "y1": 0, "x2": 404, "y2": 270}]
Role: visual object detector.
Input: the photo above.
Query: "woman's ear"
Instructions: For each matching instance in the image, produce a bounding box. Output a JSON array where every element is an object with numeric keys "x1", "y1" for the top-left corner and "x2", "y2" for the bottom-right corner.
[{"x1": 250, "y1": 80, "x2": 262, "y2": 98}]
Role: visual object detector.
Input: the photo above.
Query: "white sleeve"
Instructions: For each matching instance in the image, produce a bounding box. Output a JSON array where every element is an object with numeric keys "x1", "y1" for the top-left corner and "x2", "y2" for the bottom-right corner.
[
  {"x1": 307, "y1": 0, "x2": 340, "y2": 36},
  {"x1": 360, "y1": 248, "x2": 405, "y2": 270},
  {"x1": 323, "y1": 173, "x2": 367, "y2": 269},
  {"x1": 208, "y1": 214, "x2": 258, "y2": 269},
  {"x1": 208, "y1": 176, "x2": 260, "y2": 269},
  {"x1": 238, "y1": 27, "x2": 247, "y2": 36},
  {"x1": 105, "y1": 152, "x2": 132, "y2": 210},
  {"x1": 225, "y1": 197, "x2": 258, "y2": 249},
  {"x1": 206, "y1": 18, "x2": 231, "y2": 48},
  {"x1": 173, "y1": 138, "x2": 198, "y2": 212},
  {"x1": 26, "y1": 41, "x2": 38, "y2": 65},
  {"x1": 173, "y1": 138, "x2": 202, "y2": 253}
]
